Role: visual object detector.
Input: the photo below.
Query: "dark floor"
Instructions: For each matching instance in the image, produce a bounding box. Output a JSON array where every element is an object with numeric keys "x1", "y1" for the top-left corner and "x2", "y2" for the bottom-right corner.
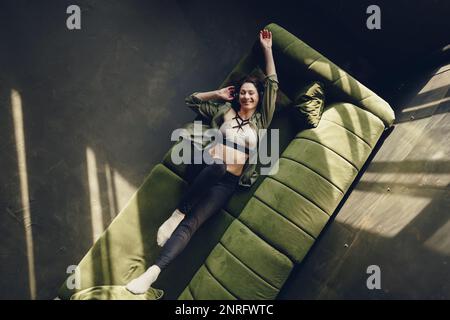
[{"x1": 0, "y1": 0, "x2": 449, "y2": 299}]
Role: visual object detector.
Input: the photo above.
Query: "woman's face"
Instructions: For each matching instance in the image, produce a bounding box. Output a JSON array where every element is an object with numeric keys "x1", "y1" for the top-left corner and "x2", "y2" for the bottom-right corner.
[{"x1": 239, "y1": 82, "x2": 259, "y2": 112}]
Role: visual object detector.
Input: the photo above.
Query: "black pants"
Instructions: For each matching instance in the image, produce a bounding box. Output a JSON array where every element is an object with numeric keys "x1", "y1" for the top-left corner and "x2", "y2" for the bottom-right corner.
[{"x1": 155, "y1": 162, "x2": 240, "y2": 270}]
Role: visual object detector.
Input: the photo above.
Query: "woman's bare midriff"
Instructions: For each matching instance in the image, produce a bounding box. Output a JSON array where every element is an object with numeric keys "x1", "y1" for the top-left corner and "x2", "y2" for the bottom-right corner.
[
  {"x1": 207, "y1": 143, "x2": 247, "y2": 177},
  {"x1": 206, "y1": 108, "x2": 254, "y2": 177}
]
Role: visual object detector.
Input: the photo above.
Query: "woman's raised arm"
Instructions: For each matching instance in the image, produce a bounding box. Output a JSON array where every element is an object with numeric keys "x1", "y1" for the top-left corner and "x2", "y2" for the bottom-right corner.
[
  {"x1": 258, "y1": 29, "x2": 279, "y2": 129},
  {"x1": 260, "y1": 29, "x2": 277, "y2": 76}
]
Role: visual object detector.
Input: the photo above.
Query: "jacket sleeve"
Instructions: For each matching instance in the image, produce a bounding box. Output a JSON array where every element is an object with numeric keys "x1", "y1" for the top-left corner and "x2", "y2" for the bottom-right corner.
[
  {"x1": 185, "y1": 92, "x2": 225, "y2": 121},
  {"x1": 260, "y1": 74, "x2": 279, "y2": 129}
]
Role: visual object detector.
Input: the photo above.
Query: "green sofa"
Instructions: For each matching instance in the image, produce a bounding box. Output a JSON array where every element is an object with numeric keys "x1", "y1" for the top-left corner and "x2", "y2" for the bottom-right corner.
[{"x1": 58, "y1": 23, "x2": 395, "y2": 300}]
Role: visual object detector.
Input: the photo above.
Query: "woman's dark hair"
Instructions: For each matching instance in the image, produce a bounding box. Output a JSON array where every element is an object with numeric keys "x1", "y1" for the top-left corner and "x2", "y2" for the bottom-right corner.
[{"x1": 231, "y1": 75, "x2": 265, "y2": 112}]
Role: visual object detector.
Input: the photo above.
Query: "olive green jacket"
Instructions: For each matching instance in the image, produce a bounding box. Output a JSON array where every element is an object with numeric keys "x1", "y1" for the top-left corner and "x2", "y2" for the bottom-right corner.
[{"x1": 182, "y1": 73, "x2": 279, "y2": 188}]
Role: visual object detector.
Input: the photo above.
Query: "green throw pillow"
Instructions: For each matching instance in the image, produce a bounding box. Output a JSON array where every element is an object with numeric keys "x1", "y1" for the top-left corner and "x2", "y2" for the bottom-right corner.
[{"x1": 292, "y1": 81, "x2": 325, "y2": 128}]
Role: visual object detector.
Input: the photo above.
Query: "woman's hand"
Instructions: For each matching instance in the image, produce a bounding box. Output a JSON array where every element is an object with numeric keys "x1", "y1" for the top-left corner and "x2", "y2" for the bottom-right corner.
[
  {"x1": 259, "y1": 29, "x2": 272, "y2": 50},
  {"x1": 216, "y1": 86, "x2": 235, "y2": 101}
]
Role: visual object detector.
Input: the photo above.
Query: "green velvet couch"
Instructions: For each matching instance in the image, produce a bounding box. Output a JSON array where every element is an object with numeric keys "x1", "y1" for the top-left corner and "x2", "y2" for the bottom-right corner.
[{"x1": 58, "y1": 23, "x2": 395, "y2": 300}]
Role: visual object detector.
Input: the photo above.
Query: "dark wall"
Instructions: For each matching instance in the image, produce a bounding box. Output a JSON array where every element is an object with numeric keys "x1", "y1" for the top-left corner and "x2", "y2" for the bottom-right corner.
[{"x1": 0, "y1": 0, "x2": 448, "y2": 299}]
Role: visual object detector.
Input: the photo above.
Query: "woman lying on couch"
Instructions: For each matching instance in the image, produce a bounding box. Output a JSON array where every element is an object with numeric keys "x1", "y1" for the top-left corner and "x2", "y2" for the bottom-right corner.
[{"x1": 126, "y1": 28, "x2": 279, "y2": 294}]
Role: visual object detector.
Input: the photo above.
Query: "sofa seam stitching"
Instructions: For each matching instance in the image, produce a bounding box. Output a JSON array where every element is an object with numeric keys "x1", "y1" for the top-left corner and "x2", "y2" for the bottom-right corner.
[
  {"x1": 187, "y1": 285, "x2": 195, "y2": 300},
  {"x1": 331, "y1": 72, "x2": 349, "y2": 85},
  {"x1": 203, "y1": 262, "x2": 240, "y2": 300},
  {"x1": 252, "y1": 194, "x2": 318, "y2": 240},
  {"x1": 225, "y1": 219, "x2": 295, "y2": 265},
  {"x1": 236, "y1": 215, "x2": 301, "y2": 263},
  {"x1": 306, "y1": 55, "x2": 322, "y2": 70},
  {"x1": 320, "y1": 118, "x2": 373, "y2": 149},
  {"x1": 261, "y1": 177, "x2": 330, "y2": 218},
  {"x1": 294, "y1": 136, "x2": 360, "y2": 171},
  {"x1": 281, "y1": 40, "x2": 297, "y2": 55},
  {"x1": 280, "y1": 156, "x2": 345, "y2": 194},
  {"x1": 267, "y1": 176, "x2": 331, "y2": 216},
  {"x1": 217, "y1": 241, "x2": 281, "y2": 291}
]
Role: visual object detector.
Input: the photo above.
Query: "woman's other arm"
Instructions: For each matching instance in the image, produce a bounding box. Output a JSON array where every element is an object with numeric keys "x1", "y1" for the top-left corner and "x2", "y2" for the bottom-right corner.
[
  {"x1": 185, "y1": 86, "x2": 235, "y2": 120},
  {"x1": 193, "y1": 86, "x2": 235, "y2": 101}
]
